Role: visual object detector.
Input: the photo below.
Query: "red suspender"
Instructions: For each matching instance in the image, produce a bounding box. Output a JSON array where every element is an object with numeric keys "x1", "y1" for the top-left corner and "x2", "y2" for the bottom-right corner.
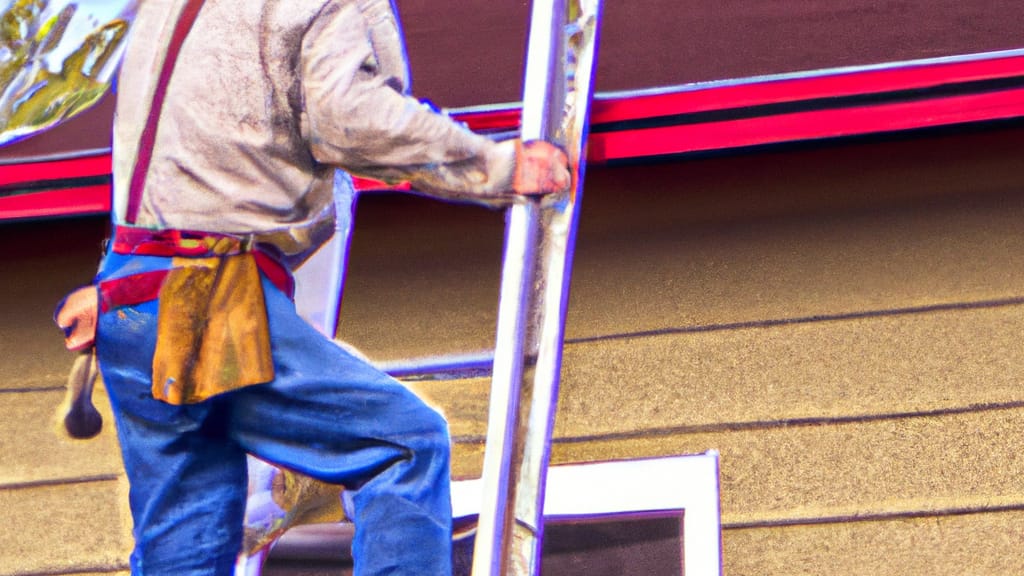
[{"x1": 124, "y1": 0, "x2": 206, "y2": 224}]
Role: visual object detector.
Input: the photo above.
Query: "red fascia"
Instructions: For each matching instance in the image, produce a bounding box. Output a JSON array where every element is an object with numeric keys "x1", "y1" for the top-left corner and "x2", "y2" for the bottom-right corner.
[
  {"x1": 4, "y1": 52, "x2": 1024, "y2": 219},
  {"x1": 590, "y1": 53, "x2": 1024, "y2": 124},
  {"x1": 0, "y1": 153, "x2": 111, "y2": 188},
  {"x1": 0, "y1": 184, "x2": 110, "y2": 220},
  {"x1": 589, "y1": 87, "x2": 1024, "y2": 161}
]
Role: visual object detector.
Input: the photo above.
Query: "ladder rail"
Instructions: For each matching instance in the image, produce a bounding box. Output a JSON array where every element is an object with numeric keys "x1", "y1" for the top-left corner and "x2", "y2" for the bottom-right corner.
[{"x1": 473, "y1": 1, "x2": 603, "y2": 574}]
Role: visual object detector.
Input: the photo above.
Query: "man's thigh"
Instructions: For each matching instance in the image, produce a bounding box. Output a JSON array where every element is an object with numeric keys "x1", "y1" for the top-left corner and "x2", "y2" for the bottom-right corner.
[
  {"x1": 228, "y1": 277, "x2": 450, "y2": 485},
  {"x1": 97, "y1": 295, "x2": 249, "y2": 575}
]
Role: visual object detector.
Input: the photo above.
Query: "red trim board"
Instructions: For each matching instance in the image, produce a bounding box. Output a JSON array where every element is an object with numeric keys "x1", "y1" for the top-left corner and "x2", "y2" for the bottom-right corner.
[{"x1": 4, "y1": 50, "x2": 1024, "y2": 220}]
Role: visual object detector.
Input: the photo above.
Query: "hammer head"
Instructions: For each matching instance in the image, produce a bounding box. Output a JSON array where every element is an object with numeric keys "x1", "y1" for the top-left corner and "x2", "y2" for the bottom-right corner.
[
  {"x1": 65, "y1": 401, "x2": 103, "y2": 439},
  {"x1": 62, "y1": 351, "x2": 103, "y2": 439}
]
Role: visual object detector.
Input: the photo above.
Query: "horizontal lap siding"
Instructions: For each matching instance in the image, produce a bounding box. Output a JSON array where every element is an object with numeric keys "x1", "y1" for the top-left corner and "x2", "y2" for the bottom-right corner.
[
  {"x1": 5, "y1": 125, "x2": 1024, "y2": 573},
  {"x1": 354, "y1": 126, "x2": 1024, "y2": 574}
]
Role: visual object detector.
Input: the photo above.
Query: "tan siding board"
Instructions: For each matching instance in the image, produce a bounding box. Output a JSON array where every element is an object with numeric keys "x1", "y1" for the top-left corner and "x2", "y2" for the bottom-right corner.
[
  {"x1": 441, "y1": 408, "x2": 1024, "y2": 527},
  {"x1": 724, "y1": 509, "x2": 1024, "y2": 576},
  {"x1": 0, "y1": 480, "x2": 131, "y2": 576},
  {"x1": 562, "y1": 187, "x2": 1024, "y2": 344},
  {"x1": 409, "y1": 295, "x2": 1024, "y2": 440},
  {"x1": 340, "y1": 163, "x2": 1024, "y2": 361},
  {"x1": 0, "y1": 389, "x2": 122, "y2": 486},
  {"x1": 0, "y1": 236, "x2": 99, "y2": 392},
  {"x1": 557, "y1": 304, "x2": 1024, "y2": 434}
]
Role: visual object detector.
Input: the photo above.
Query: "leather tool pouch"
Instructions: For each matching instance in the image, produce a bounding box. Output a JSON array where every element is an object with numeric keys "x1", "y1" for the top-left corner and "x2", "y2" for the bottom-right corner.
[{"x1": 152, "y1": 252, "x2": 274, "y2": 404}]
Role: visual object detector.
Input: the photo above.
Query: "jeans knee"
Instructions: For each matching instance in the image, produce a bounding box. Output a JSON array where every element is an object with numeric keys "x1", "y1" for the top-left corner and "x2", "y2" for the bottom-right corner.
[{"x1": 411, "y1": 408, "x2": 450, "y2": 462}]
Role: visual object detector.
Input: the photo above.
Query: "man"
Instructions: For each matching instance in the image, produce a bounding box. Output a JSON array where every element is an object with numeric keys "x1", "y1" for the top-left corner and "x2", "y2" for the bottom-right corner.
[{"x1": 55, "y1": 0, "x2": 570, "y2": 574}]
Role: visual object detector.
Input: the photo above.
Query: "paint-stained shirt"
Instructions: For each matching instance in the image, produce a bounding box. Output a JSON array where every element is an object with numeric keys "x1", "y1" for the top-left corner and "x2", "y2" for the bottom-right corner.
[{"x1": 113, "y1": 0, "x2": 517, "y2": 260}]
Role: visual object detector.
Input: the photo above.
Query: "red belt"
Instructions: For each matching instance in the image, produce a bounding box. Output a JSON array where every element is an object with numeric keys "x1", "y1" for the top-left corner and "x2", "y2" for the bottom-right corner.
[{"x1": 99, "y1": 225, "x2": 294, "y2": 312}]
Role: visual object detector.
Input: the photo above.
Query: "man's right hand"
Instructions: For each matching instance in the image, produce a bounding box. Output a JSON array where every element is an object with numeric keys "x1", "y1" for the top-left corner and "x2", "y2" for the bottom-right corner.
[
  {"x1": 512, "y1": 140, "x2": 572, "y2": 196},
  {"x1": 55, "y1": 285, "x2": 99, "y2": 352}
]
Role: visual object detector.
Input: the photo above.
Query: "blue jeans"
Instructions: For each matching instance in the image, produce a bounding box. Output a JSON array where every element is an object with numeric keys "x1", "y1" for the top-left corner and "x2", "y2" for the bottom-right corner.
[{"x1": 95, "y1": 250, "x2": 452, "y2": 575}]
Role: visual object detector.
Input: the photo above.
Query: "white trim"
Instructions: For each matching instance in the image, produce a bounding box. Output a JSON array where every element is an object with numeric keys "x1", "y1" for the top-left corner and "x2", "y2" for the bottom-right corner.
[
  {"x1": 454, "y1": 452, "x2": 722, "y2": 576},
  {"x1": 274, "y1": 452, "x2": 723, "y2": 576}
]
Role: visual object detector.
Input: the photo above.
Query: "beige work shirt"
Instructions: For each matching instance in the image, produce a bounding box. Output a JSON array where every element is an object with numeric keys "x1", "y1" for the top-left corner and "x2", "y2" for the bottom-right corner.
[{"x1": 113, "y1": 0, "x2": 517, "y2": 260}]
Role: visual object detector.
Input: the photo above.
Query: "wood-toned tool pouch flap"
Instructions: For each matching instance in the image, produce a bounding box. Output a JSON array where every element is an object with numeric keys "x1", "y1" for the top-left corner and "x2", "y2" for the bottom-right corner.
[{"x1": 152, "y1": 253, "x2": 274, "y2": 404}]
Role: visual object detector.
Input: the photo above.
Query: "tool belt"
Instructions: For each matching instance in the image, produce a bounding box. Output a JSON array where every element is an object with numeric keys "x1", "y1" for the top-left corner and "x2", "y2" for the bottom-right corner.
[{"x1": 99, "y1": 225, "x2": 294, "y2": 405}]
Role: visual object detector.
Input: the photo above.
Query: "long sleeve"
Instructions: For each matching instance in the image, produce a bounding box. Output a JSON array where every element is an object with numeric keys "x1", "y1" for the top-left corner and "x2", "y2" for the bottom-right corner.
[{"x1": 300, "y1": 0, "x2": 517, "y2": 202}]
